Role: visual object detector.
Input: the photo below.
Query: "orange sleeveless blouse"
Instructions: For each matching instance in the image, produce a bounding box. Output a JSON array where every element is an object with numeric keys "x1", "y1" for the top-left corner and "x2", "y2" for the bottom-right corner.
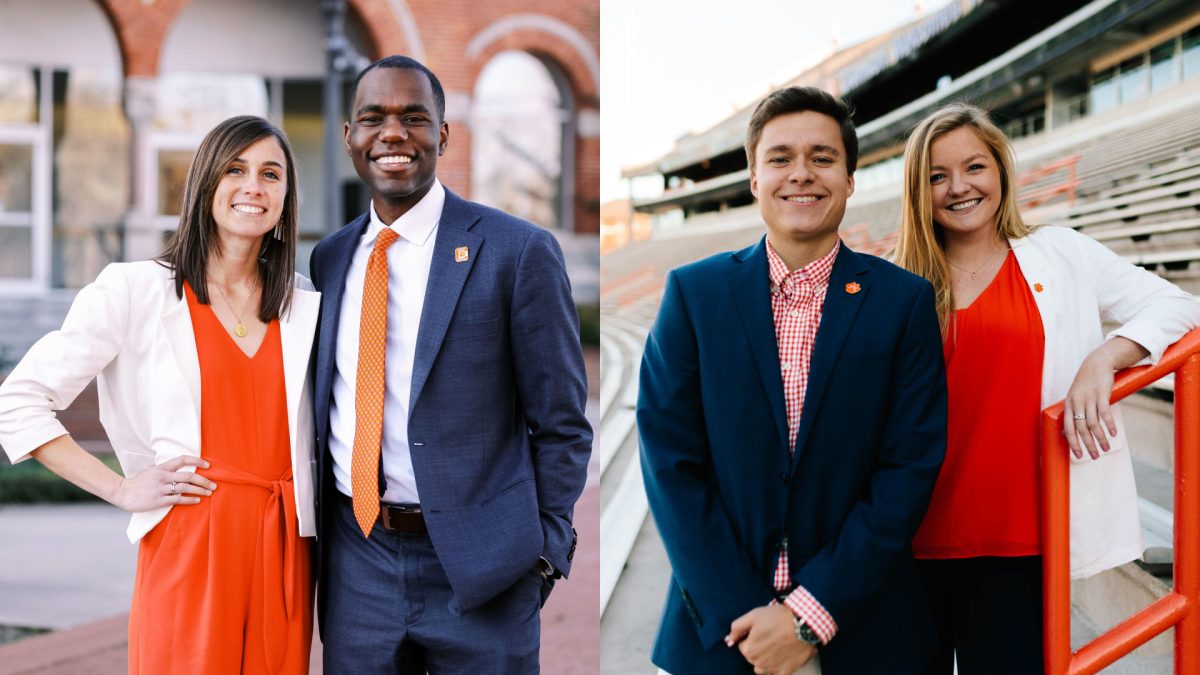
[{"x1": 913, "y1": 251, "x2": 1045, "y2": 559}]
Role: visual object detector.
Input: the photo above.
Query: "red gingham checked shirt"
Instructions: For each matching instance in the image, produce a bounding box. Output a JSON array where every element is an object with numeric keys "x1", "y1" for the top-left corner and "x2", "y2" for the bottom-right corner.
[{"x1": 765, "y1": 239, "x2": 839, "y2": 645}]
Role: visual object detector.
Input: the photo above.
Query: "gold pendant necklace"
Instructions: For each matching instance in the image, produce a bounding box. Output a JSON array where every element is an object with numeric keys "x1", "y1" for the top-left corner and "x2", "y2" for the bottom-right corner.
[
  {"x1": 947, "y1": 247, "x2": 1006, "y2": 280},
  {"x1": 212, "y1": 279, "x2": 255, "y2": 339}
]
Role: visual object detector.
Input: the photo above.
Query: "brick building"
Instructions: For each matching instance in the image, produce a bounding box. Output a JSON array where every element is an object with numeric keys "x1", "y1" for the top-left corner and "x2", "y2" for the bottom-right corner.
[{"x1": 0, "y1": 0, "x2": 600, "y2": 365}]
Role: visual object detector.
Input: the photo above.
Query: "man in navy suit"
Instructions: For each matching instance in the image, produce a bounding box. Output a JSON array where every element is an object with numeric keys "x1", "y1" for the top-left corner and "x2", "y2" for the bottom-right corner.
[
  {"x1": 309, "y1": 55, "x2": 591, "y2": 673},
  {"x1": 638, "y1": 86, "x2": 947, "y2": 674}
]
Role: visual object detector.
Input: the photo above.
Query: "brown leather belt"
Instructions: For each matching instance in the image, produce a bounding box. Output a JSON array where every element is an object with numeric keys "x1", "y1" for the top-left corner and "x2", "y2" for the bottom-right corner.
[{"x1": 339, "y1": 493, "x2": 427, "y2": 533}]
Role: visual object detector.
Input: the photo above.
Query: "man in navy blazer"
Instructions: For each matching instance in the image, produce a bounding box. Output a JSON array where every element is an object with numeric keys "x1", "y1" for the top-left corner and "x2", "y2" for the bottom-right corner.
[
  {"x1": 309, "y1": 55, "x2": 591, "y2": 673},
  {"x1": 638, "y1": 87, "x2": 946, "y2": 674}
]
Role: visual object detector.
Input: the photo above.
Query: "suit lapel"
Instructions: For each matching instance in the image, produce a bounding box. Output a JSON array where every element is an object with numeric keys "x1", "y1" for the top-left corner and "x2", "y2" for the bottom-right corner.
[
  {"x1": 280, "y1": 285, "x2": 320, "y2": 461},
  {"x1": 726, "y1": 238, "x2": 789, "y2": 454},
  {"x1": 410, "y1": 191, "x2": 483, "y2": 409},
  {"x1": 792, "y1": 246, "x2": 869, "y2": 463},
  {"x1": 314, "y1": 214, "x2": 369, "y2": 424}
]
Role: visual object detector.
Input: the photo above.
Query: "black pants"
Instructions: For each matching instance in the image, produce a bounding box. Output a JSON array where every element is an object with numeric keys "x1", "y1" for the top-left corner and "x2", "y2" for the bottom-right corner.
[{"x1": 917, "y1": 556, "x2": 1044, "y2": 675}]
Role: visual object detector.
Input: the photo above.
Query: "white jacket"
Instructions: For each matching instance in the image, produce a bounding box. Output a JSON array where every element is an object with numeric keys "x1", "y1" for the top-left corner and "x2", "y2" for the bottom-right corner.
[
  {"x1": 0, "y1": 261, "x2": 321, "y2": 543},
  {"x1": 1010, "y1": 225, "x2": 1200, "y2": 578}
]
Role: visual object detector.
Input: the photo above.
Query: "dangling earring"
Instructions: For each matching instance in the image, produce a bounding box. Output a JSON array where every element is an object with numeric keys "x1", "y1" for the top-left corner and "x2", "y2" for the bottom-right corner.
[{"x1": 273, "y1": 220, "x2": 284, "y2": 241}]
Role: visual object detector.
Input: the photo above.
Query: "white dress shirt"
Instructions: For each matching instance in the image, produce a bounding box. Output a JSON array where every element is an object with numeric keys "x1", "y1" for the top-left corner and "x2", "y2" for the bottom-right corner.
[{"x1": 329, "y1": 179, "x2": 445, "y2": 504}]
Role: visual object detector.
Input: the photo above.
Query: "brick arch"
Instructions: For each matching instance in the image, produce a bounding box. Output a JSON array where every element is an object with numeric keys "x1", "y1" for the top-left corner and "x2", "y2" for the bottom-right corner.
[
  {"x1": 462, "y1": 15, "x2": 600, "y2": 234},
  {"x1": 346, "y1": 0, "x2": 418, "y2": 61},
  {"x1": 464, "y1": 17, "x2": 598, "y2": 105},
  {"x1": 96, "y1": 0, "x2": 191, "y2": 78}
]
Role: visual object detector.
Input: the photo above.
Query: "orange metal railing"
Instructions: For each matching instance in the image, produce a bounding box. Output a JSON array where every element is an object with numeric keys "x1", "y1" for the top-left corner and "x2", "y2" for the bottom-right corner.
[
  {"x1": 1020, "y1": 154, "x2": 1081, "y2": 211},
  {"x1": 1042, "y1": 328, "x2": 1200, "y2": 674}
]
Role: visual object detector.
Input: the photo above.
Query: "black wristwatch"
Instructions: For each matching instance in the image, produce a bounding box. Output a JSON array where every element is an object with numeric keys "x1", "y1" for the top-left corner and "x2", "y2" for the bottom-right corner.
[{"x1": 793, "y1": 616, "x2": 822, "y2": 645}]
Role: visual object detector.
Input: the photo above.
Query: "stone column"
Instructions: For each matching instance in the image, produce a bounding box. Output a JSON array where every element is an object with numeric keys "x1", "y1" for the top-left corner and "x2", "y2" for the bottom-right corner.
[{"x1": 122, "y1": 75, "x2": 160, "y2": 262}]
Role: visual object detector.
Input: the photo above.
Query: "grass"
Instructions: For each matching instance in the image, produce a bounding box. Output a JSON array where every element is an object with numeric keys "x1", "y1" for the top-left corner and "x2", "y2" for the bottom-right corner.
[{"x1": 0, "y1": 453, "x2": 120, "y2": 504}]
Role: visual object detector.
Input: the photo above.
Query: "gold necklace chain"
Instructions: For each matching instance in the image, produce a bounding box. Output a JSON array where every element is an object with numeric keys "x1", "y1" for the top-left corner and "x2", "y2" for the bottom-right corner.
[
  {"x1": 211, "y1": 279, "x2": 257, "y2": 338},
  {"x1": 947, "y1": 247, "x2": 1006, "y2": 280}
]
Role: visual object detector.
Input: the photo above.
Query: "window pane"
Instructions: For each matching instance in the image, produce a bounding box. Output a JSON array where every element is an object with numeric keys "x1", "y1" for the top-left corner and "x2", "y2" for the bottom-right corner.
[
  {"x1": 0, "y1": 226, "x2": 32, "y2": 279},
  {"x1": 471, "y1": 51, "x2": 565, "y2": 230},
  {"x1": 1185, "y1": 26, "x2": 1200, "y2": 80},
  {"x1": 1118, "y1": 55, "x2": 1148, "y2": 104},
  {"x1": 1090, "y1": 67, "x2": 1118, "y2": 114},
  {"x1": 155, "y1": 73, "x2": 269, "y2": 134},
  {"x1": 0, "y1": 64, "x2": 37, "y2": 124},
  {"x1": 51, "y1": 68, "x2": 129, "y2": 289},
  {"x1": 0, "y1": 143, "x2": 33, "y2": 213},
  {"x1": 1150, "y1": 39, "x2": 1178, "y2": 92},
  {"x1": 157, "y1": 150, "x2": 194, "y2": 217}
]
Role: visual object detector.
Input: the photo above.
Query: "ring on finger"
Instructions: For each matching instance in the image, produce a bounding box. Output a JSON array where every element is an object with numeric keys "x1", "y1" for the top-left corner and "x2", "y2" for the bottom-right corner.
[
  {"x1": 1073, "y1": 412, "x2": 1086, "y2": 420},
  {"x1": 170, "y1": 481, "x2": 179, "y2": 495}
]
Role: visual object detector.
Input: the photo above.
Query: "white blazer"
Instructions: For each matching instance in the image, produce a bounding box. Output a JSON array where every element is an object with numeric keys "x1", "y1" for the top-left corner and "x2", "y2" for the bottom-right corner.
[
  {"x1": 0, "y1": 261, "x2": 321, "y2": 543},
  {"x1": 1011, "y1": 225, "x2": 1200, "y2": 578}
]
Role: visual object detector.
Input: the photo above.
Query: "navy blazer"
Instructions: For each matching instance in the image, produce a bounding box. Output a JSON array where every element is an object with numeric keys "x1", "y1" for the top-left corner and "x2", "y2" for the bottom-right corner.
[
  {"x1": 638, "y1": 238, "x2": 946, "y2": 674},
  {"x1": 309, "y1": 189, "x2": 592, "y2": 617}
]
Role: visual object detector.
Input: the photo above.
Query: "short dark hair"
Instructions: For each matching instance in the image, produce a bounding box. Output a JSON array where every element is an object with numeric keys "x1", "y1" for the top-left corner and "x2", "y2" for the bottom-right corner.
[
  {"x1": 350, "y1": 55, "x2": 446, "y2": 122},
  {"x1": 159, "y1": 115, "x2": 298, "y2": 321},
  {"x1": 745, "y1": 86, "x2": 858, "y2": 175}
]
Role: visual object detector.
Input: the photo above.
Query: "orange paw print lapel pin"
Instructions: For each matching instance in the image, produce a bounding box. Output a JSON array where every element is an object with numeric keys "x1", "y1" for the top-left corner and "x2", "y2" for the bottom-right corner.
[{"x1": 845, "y1": 282, "x2": 862, "y2": 295}]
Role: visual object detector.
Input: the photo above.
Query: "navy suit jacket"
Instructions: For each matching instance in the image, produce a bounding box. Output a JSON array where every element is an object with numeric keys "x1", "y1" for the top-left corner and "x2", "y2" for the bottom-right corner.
[
  {"x1": 638, "y1": 238, "x2": 946, "y2": 674},
  {"x1": 309, "y1": 188, "x2": 592, "y2": 618}
]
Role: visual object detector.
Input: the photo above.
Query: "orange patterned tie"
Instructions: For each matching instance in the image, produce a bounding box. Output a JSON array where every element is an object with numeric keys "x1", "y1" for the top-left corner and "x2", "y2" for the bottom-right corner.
[{"x1": 351, "y1": 227, "x2": 399, "y2": 537}]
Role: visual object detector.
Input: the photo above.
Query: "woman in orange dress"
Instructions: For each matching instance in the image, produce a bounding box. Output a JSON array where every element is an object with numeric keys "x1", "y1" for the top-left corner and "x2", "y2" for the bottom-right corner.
[
  {"x1": 0, "y1": 115, "x2": 319, "y2": 674},
  {"x1": 893, "y1": 103, "x2": 1200, "y2": 673}
]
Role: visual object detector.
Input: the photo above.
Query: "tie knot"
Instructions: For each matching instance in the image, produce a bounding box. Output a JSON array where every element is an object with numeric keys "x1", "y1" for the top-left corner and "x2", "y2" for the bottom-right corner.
[{"x1": 374, "y1": 227, "x2": 399, "y2": 251}]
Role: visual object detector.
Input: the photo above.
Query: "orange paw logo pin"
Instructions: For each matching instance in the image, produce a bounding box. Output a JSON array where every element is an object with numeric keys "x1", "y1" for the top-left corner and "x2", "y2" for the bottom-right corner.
[
  {"x1": 1034, "y1": 283, "x2": 1044, "y2": 292},
  {"x1": 845, "y1": 282, "x2": 861, "y2": 294},
  {"x1": 455, "y1": 246, "x2": 469, "y2": 263}
]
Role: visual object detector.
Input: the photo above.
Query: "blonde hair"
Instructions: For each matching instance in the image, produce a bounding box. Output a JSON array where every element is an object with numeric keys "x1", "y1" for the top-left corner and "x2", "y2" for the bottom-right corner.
[{"x1": 893, "y1": 102, "x2": 1034, "y2": 332}]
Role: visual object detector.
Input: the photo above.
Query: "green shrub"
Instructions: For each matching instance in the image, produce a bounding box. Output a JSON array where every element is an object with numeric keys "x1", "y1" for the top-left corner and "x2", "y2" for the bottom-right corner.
[
  {"x1": 0, "y1": 453, "x2": 121, "y2": 504},
  {"x1": 0, "y1": 624, "x2": 49, "y2": 646}
]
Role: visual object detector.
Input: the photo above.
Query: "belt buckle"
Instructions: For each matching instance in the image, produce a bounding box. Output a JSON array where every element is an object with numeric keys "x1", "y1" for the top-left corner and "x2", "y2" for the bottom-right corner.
[{"x1": 380, "y1": 503, "x2": 417, "y2": 531}]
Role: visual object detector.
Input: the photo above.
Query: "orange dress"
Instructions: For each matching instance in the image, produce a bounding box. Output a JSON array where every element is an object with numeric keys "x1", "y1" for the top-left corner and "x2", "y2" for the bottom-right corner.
[{"x1": 127, "y1": 283, "x2": 312, "y2": 674}]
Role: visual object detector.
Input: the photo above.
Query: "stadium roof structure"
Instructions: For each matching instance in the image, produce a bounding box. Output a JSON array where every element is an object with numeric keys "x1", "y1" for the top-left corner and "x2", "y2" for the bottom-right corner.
[{"x1": 626, "y1": 0, "x2": 1192, "y2": 214}]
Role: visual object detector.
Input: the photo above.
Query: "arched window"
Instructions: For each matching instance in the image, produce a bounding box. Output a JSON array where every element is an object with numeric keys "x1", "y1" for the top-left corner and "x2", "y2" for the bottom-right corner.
[{"x1": 471, "y1": 51, "x2": 573, "y2": 231}]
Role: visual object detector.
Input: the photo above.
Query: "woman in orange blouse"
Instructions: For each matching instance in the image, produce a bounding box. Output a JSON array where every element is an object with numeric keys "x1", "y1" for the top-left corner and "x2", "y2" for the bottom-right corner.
[
  {"x1": 0, "y1": 116, "x2": 319, "y2": 674},
  {"x1": 894, "y1": 103, "x2": 1200, "y2": 674}
]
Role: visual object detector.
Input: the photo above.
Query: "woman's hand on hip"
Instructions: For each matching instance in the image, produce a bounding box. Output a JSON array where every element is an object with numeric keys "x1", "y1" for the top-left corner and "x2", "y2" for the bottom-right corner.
[{"x1": 113, "y1": 456, "x2": 216, "y2": 512}]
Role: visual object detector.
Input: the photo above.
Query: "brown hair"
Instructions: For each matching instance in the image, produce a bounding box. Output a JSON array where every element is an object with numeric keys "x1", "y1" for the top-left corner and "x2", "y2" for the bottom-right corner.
[
  {"x1": 159, "y1": 115, "x2": 298, "y2": 321},
  {"x1": 893, "y1": 102, "x2": 1034, "y2": 331},
  {"x1": 745, "y1": 86, "x2": 859, "y2": 175}
]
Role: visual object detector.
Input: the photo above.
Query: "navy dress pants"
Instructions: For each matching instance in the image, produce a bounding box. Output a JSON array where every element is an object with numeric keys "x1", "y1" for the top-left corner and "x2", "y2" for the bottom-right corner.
[{"x1": 323, "y1": 496, "x2": 542, "y2": 674}]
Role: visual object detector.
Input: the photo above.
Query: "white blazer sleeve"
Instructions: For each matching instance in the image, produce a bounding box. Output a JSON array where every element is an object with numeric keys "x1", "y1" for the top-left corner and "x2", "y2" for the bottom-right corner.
[
  {"x1": 1074, "y1": 231, "x2": 1200, "y2": 364},
  {"x1": 0, "y1": 263, "x2": 132, "y2": 463}
]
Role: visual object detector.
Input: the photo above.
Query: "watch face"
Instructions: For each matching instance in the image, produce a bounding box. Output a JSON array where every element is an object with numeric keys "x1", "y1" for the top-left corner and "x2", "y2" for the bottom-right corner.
[{"x1": 796, "y1": 621, "x2": 821, "y2": 645}]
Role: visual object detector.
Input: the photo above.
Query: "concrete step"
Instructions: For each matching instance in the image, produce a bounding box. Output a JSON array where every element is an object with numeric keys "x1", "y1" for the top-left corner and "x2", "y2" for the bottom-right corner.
[
  {"x1": 1122, "y1": 391, "x2": 1175, "y2": 474},
  {"x1": 1071, "y1": 562, "x2": 1174, "y2": 674}
]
